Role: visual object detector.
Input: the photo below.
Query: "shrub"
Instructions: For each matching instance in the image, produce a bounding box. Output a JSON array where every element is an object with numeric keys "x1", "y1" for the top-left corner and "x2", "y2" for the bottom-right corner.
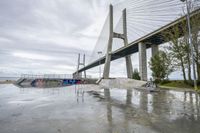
[{"x1": 132, "y1": 69, "x2": 141, "y2": 80}]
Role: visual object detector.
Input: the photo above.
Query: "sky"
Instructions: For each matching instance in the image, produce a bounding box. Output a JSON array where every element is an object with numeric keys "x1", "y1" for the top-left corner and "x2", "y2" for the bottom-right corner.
[
  {"x1": 0, "y1": 0, "x2": 198, "y2": 79},
  {"x1": 0, "y1": 0, "x2": 123, "y2": 77}
]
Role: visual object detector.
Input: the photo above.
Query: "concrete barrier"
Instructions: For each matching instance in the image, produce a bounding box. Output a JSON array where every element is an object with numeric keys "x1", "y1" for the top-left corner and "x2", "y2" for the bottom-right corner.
[{"x1": 99, "y1": 78, "x2": 147, "y2": 89}]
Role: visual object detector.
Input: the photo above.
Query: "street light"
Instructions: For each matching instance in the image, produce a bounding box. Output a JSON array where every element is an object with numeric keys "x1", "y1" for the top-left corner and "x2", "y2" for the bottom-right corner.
[
  {"x1": 97, "y1": 51, "x2": 102, "y2": 79},
  {"x1": 181, "y1": 0, "x2": 198, "y2": 90}
]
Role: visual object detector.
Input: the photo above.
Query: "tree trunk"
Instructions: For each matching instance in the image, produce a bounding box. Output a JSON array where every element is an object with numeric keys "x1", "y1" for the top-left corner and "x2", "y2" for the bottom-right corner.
[
  {"x1": 196, "y1": 44, "x2": 200, "y2": 82},
  {"x1": 187, "y1": 52, "x2": 192, "y2": 82},
  {"x1": 193, "y1": 32, "x2": 200, "y2": 82},
  {"x1": 180, "y1": 58, "x2": 187, "y2": 83},
  {"x1": 196, "y1": 50, "x2": 200, "y2": 82},
  {"x1": 197, "y1": 63, "x2": 200, "y2": 82}
]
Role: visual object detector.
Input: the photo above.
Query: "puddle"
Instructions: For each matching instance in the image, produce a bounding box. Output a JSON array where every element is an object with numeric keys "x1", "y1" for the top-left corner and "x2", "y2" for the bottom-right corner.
[
  {"x1": 0, "y1": 84, "x2": 200, "y2": 133},
  {"x1": 88, "y1": 88, "x2": 200, "y2": 133}
]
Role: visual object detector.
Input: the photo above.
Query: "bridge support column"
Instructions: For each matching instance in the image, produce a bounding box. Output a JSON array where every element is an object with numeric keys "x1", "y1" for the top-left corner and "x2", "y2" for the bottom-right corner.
[
  {"x1": 78, "y1": 72, "x2": 82, "y2": 79},
  {"x1": 103, "y1": 5, "x2": 113, "y2": 79},
  {"x1": 103, "y1": 6, "x2": 133, "y2": 79},
  {"x1": 139, "y1": 42, "x2": 147, "y2": 81},
  {"x1": 151, "y1": 44, "x2": 159, "y2": 80},
  {"x1": 75, "y1": 53, "x2": 86, "y2": 79},
  {"x1": 123, "y1": 9, "x2": 133, "y2": 78},
  {"x1": 125, "y1": 56, "x2": 133, "y2": 78},
  {"x1": 151, "y1": 44, "x2": 158, "y2": 57}
]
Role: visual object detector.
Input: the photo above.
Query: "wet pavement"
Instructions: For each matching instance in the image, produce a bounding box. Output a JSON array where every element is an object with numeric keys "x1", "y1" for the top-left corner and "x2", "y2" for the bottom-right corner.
[{"x1": 0, "y1": 84, "x2": 200, "y2": 133}]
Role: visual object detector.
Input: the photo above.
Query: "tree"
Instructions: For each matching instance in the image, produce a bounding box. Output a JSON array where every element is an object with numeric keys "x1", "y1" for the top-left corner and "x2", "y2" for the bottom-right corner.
[
  {"x1": 162, "y1": 23, "x2": 188, "y2": 83},
  {"x1": 149, "y1": 50, "x2": 174, "y2": 82},
  {"x1": 159, "y1": 1, "x2": 200, "y2": 86},
  {"x1": 132, "y1": 69, "x2": 140, "y2": 80},
  {"x1": 182, "y1": 2, "x2": 200, "y2": 83},
  {"x1": 181, "y1": 36, "x2": 192, "y2": 82},
  {"x1": 190, "y1": 10, "x2": 200, "y2": 82}
]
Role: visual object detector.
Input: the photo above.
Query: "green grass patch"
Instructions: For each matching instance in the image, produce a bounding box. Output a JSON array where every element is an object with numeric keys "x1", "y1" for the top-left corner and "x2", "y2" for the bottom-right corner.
[{"x1": 159, "y1": 80, "x2": 200, "y2": 90}]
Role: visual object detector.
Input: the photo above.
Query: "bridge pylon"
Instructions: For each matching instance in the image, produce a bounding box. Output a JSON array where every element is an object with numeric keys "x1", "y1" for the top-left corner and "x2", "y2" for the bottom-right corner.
[
  {"x1": 74, "y1": 53, "x2": 86, "y2": 79},
  {"x1": 103, "y1": 5, "x2": 133, "y2": 79}
]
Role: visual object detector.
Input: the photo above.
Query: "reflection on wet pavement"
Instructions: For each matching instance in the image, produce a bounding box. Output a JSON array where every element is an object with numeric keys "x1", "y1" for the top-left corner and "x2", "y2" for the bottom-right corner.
[
  {"x1": 0, "y1": 84, "x2": 200, "y2": 133},
  {"x1": 88, "y1": 88, "x2": 200, "y2": 133}
]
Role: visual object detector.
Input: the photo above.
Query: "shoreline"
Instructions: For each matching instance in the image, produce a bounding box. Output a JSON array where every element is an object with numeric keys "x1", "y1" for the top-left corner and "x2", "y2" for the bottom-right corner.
[{"x1": 0, "y1": 80, "x2": 15, "y2": 84}]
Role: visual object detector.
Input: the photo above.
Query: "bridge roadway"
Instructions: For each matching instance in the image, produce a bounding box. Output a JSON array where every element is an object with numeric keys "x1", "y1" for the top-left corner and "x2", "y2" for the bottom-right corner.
[{"x1": 74, "y1": 8, "x2": 200, "y2": 74}]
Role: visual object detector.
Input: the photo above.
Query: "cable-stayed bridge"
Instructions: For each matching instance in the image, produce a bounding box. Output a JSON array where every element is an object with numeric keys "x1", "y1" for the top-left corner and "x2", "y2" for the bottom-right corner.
[{"x1": 74, "y1": 0, "x2": 200, "y2": 80}]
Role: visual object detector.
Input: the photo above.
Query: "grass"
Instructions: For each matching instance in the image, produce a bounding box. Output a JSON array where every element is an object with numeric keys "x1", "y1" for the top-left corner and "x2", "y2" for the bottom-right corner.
[{"x1": 159, "y1": 80, "x2": 200, "y2": 91}]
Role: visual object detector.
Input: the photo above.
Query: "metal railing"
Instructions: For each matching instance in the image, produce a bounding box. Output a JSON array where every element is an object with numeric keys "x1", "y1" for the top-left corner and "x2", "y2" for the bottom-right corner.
[
  {"x1": 20, "y1": 74, "x2": 92, "y2": 79},
  {"x1": 21, "y1": 74, "x2": 73, "y2": 79}
]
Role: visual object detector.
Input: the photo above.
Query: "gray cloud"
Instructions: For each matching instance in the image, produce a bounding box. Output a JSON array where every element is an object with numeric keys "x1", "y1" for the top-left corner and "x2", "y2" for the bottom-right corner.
[
  {"x1": 0, "y1": 0, "x2": 119, "y2": 77},
  {"x1": 0, "y1": 0, "x2": 189, "y2": 79}
]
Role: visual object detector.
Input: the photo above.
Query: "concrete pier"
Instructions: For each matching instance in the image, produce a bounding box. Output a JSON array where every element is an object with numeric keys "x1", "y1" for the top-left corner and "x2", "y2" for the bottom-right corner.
[
  {"x1": 103, "y1": 5, "x2": 113, "y2": 79},
  {"x1": 151, "y1": 44, "x2": 159, "y2": 57},
  {"x1": 139, "y1": 42, "x2": 147, "y2": 81},
  {"x1": 103, "y1": 6, "x2": 133, "y2": 79},
  {"x1": 123, "y1": 9, "x2": 133, "y2": 78}
]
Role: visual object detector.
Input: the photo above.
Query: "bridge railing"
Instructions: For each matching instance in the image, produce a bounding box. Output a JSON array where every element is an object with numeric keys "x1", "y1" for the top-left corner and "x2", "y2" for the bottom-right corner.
[
  {"x1": 21, "y1": 74, "x2": 93, "y2": 79},
  {"x1": 21, "y1": 74, "x2": 73, "y2": 79}
]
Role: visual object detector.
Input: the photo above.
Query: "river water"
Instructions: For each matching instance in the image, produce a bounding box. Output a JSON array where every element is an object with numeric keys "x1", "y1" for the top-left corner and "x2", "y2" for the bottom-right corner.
[{"x1": 0, "y1": 84, "x2": 199, "y2": 133}]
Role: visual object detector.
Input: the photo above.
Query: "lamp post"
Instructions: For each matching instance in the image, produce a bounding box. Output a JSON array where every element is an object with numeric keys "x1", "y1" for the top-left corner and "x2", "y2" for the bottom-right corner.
[
  {"x1": 98, "y1": 51, "x2": 102, "y2": 79},
  {"x1": 181, "y1": 0, "x2": 198, "y2": 90}
]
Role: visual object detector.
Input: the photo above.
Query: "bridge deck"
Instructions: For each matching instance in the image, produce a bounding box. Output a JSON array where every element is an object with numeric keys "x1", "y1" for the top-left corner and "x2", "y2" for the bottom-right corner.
[{"x1": 74, "y1": 8, "x2": 200, "y2": 74}]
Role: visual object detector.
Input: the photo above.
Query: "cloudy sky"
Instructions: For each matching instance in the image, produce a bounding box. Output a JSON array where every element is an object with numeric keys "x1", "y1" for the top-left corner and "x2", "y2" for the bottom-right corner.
[
  {"x1": 0, "y1": 0, "x2": 124, "y2": 77},
  {"x1": 0, "y1": 0, "x2": 198, "y2": 79}
]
